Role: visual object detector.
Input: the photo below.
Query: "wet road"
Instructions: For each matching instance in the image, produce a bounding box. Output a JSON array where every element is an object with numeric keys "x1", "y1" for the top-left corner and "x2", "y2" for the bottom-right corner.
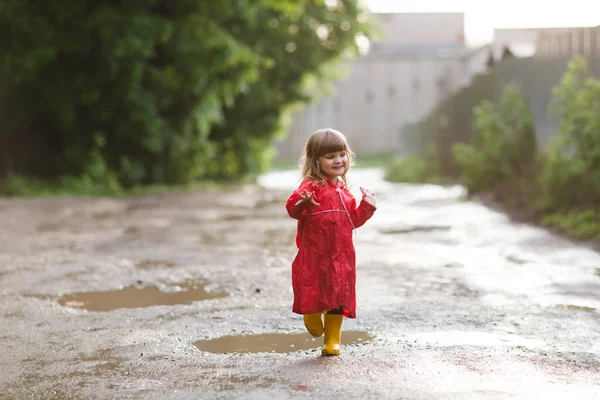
[{"x1": 1, "y1": 168, "x2": 600, "y2": 399}]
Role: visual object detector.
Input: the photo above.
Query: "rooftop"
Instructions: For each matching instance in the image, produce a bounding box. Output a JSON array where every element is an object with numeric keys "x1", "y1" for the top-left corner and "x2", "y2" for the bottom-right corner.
[{"x1": 365, "y1": 43, "x2": 467, "y2": 59}]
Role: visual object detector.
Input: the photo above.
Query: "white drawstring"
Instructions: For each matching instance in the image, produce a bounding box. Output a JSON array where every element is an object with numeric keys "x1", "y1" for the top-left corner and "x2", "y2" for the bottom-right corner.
[
  {"x1": 307, "y1": 210, "x2": 346, "y2": 216},
  {"x1": 337, "y1": 187, "x2": 356, "y2": 233}
]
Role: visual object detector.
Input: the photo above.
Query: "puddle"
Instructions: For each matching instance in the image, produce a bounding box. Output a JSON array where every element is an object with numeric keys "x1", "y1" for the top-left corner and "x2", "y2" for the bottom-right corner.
[
  {"x1": 37, "y1": 221, "x2": 61, "y2": 232},
  {"x1": 197, "y1": 375, "x2": 278, "y2": 391},
  {"x1": 135, "y1": 259, "x2": 178, "y2": 269},
  {"x1": 219, "y1": 214, "x2": 247, "y2": 221},
  {"x1": 123, "y1": 226, "x2": 140, "y2": 235},
  {"x1": 94, "y1": 361, "x2": 121, "y2": 372},
  {"x1": 57, "y1": 283, "x2": 227, "y2": 312},
  {"x1": 4, "y1": 311, "x2": 25, "y2": 319},
  {"x1": 554, "y1": 304, "x2": 596, "y2": 312},
  {"x1": 506, "y1": 255, "x2": 530, "y2": 265},
  {"x1": 194, "y1": 331, "x2": 372, "y2": 354},
  {"x1": 379, "y1": 225, "x2": 451, "y2": 234}
]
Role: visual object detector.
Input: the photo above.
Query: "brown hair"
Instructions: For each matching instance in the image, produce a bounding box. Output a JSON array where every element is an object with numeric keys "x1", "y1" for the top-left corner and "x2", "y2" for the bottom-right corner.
[{"x1": 299, "y1": 128, "x2": 355, "y2": 186}]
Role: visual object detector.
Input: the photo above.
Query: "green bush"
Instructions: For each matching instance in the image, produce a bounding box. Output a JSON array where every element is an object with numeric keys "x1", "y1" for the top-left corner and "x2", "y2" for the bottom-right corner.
[
  {"x1": 538, "y1": 56, "x2": 600, "y2": 210},
  {"x1": 452, "y1": 85, "x2": 537, "y2": 192},
  {"x1": 392, "y1": 55, "x2": 600, "y2": 244},
  {"x1": 59, "y1": 134, "x2": 123, "y2": 196},
  {"x1": 542, "y1": 209, "x2": 600, "y2": 241},
  {"x1": 384, "y1": 144, "x2": 440, "y2": 183},
  {"x1": 401, "y1": 68, "x2": 496, "y2": 174}
]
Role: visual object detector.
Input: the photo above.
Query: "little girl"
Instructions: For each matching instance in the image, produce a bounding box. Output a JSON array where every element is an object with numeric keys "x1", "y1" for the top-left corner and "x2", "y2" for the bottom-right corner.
[{"x1": 285, "y1": 128, "x2": 376, "y2": 356}]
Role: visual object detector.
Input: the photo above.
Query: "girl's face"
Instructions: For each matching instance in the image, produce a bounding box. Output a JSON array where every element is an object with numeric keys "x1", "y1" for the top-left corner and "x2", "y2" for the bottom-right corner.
[{"x1": 318, "y1": 150, "x2": 348, "y2": 181}]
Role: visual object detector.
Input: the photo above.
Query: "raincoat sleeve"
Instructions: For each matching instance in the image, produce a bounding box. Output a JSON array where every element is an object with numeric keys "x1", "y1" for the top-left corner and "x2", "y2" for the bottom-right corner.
[
  {"x1": 286, "y1": 180, "x2": 316, "y2": 220},
  {"x1": 348, "y1": 197, "x2": 377, "y2": 229}
]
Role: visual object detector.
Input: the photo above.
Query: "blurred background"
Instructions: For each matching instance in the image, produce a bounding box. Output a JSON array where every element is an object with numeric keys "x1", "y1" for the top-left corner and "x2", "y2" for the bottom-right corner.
[{"x1": 0, "y1": 0, "x2": 598, "y2": 241}]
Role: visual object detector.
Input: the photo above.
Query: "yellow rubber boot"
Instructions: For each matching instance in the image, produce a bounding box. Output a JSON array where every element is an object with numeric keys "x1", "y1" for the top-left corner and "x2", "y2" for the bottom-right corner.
[
  {"x1": 321, "y1": 313, "x2": 343, "y2": 356},
  {"x1": 303, "y1": 312, "x2": 324, "y2": 337}
]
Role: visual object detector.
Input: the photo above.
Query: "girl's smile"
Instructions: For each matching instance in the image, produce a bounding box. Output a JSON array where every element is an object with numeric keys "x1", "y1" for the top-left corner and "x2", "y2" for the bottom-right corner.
[{"x1": 319, "y1": 151, "x2": 348, "y2": 180}]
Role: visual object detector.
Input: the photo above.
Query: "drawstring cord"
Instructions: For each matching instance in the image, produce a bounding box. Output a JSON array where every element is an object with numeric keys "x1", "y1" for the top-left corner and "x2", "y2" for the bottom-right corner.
[{"x1": 337, "y1": 187, "x2": 356, "y2": 234}]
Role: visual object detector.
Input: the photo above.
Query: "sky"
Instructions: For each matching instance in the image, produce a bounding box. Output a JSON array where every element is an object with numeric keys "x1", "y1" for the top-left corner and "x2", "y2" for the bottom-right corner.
[{"x1": 364, "y1": 0, "x2": 599, "y2": 46}]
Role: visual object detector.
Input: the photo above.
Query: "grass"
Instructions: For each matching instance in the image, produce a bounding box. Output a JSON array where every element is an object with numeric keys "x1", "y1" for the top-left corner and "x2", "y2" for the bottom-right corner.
[
  {"x1": 0, "y1": 174, "x2": 249, "y2": 198},
  {"x1": 1, "y1": 153, "x2": 394, "y2": 198}
]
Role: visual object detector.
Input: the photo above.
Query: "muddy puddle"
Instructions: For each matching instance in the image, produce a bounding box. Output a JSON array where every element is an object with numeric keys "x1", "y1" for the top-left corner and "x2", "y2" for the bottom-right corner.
[
  {"x1": 194, "y1": 331, "x2": 372, "y2": 354},
  {"x1": 56, "y1": 283, "x2": 227, "y2": 312}
]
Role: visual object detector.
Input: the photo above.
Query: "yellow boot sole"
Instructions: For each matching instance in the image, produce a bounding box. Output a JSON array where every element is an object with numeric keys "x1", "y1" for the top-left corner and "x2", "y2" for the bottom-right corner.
[{"x1": 321, "y1": 345, "x2": 340, "y2": 356}]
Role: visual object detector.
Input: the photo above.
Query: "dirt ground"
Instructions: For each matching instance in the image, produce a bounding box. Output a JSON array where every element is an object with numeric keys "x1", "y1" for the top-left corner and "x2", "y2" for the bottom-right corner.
[{"x1": 1, "y1": 169, "x2": 600, "y2": 399}]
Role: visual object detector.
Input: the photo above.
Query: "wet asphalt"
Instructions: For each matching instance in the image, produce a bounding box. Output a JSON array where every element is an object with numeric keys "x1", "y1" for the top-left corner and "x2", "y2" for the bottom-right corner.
[{"x1": 1, "y1": 168, "x2": 600, "y2": 399}]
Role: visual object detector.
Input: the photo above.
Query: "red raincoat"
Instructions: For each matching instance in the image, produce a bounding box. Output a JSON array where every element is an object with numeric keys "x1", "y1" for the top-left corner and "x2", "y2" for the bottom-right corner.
[{"x1": 286, "y1": 178, "x2": 376, "y2": 318}]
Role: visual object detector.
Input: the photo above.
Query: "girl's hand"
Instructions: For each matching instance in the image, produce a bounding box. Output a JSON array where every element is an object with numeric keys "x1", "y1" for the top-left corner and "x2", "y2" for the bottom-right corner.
[
  {"x1": 360, "y1": 187, "x2": 376, "y2": 207},
  {"x1": 295, "y1": 189, "x2": 320, "y2": 206}
]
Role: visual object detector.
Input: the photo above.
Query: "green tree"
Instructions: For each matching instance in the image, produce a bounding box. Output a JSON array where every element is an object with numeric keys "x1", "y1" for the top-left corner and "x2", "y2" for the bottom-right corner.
[
  {"x1": 0, "y1": 0, "x2": 371, "y2": 190},
  {"x1": 0, "y1": 1, "x2": 268, "y2": 186},
  {"x1": 206, "y1": 0, "x2": 372, "y2": 179}
]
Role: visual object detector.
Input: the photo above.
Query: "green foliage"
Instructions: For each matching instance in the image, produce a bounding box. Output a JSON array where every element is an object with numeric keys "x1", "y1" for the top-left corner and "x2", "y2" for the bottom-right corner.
[
  {"x1": 0, "y1": 175, "x2": 59, "y2": 197},
  {"x1": 452, "y1": 101, "x2": 506, "y2": 191},
  {"x1": 59, "y1": 133, "x2": 123, "y2": 196},
  {"x1": 401, "y1": 69, "x2": 496, "y2": 174},
  {"x1": 452, "y1": 85, "x2": 537, "y2": 192},
  {"x1": 538, "y1": 56, "x2": 600, "y2": 210},
  {"x1": 206, "y1": 0, "x2": 372, "y2": 180},
  {"x1": 354, "y1": 153, "x2": 393, "y2": 169},
  {"x1": 0, "y1": 0, "x2": 372, "y2": 192},
  {"x1": 1, "y1": 1, "x2": 261, "y2": 185},
  {"x1": 393, "y1": 54, "x2": 600, "y2": 244},
  {"x1": 384, "y1": 145, "x2": 440, "y2": 183},
  {"x1": 1, "y1": 133, "x2": 122, "y2": 196},
  {"x1": 541, "y1": 209, "x2": 600, "y2": 241}
]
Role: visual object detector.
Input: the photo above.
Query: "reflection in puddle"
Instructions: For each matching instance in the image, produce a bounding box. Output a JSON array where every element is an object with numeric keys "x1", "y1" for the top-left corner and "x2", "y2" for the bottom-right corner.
[
  {"x1": 194, "y1": 331, "x2": 372, "y2": 354},
  {"x1": 58, "y1": 283, "x2": 227, "y2": 312}
]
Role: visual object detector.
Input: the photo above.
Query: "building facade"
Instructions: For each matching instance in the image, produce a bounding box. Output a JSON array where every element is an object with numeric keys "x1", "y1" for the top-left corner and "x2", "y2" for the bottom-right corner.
[{"x1": 276, "y1": 13, "x2": 478, "y2": 161}]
